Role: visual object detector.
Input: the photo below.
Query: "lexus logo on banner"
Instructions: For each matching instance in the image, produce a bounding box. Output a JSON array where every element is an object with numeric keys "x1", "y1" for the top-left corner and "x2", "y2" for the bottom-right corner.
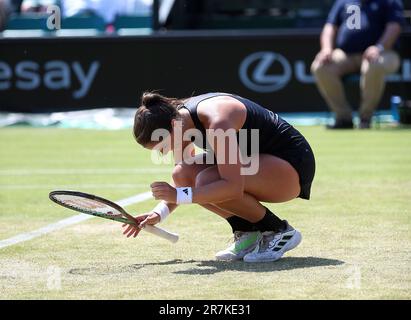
[{"x1": 239, "y1": 51, "x2": 292, "y2": 93}]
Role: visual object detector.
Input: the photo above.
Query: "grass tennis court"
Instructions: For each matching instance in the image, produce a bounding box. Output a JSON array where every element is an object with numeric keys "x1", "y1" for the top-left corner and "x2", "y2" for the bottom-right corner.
[{"x1": 0, "y1": 126, "x2": 410, "y2": 299}]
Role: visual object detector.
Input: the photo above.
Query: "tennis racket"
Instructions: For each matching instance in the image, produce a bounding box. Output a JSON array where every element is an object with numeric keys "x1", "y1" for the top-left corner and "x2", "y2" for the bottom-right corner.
[{"x1": 49, "y1": 190, "x2": 179, "y2": 243}]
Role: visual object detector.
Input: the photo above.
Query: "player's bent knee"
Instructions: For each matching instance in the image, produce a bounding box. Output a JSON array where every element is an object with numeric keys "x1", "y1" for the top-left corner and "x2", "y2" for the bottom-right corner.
[
  {"x1": 194, "y1": 167, "x2": 219, "y2": 188},
  {"x1": 172, "y1": 164, "x2": 194, "y2": 186}
]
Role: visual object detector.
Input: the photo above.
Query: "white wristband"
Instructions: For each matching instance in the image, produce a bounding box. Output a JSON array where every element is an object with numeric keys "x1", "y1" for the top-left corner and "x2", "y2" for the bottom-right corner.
[
  {"x1": 152, "y1": 202, "x2": 170, "y2": 222},
  {"x1": 176, "y1": 187, "x2": 193, "y2": 204}
]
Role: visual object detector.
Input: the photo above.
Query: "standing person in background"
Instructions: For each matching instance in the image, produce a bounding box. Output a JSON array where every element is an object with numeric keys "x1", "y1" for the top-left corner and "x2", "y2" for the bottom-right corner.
[
  {"x1": 0, "y1": 0, "x2": 23, "y2": 30},
  {"x1": 311, "y1": 0, "x2": 404, "y2": 129},
  {"x1": 62, "y1": 0, "x2": 152, "y2": 25},
  {"x1": 0, "y1": 0, "x2": 8, "y2": 30},
  {"x1": 20, "y1": 0, "x2": 54, "y2": 12}
]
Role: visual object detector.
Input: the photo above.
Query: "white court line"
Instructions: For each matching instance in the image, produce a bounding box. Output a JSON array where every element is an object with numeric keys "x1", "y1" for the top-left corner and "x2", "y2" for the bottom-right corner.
[
  {"x1": 0, "y1": 184, "x2": 148, "y2": 190},
  {"x1": 0, "y1": 191, "x2": 153, "y2": 249},
  {"x1": 0, "y1": 168, "x2": 171, "y2": 176}
]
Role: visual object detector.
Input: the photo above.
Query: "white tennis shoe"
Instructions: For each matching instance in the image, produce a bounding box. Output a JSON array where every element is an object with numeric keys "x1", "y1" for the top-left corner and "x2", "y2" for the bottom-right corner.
[
  {"x1": 243, "y1": 221, "x2": 302, "y2": 263},
  {"x1": 215, "y1": 231, "x2": 261, "y2": 261}
]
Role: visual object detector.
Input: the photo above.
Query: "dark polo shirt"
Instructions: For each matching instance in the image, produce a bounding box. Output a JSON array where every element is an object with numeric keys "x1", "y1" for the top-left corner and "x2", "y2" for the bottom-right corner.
[{"x1": 327, "y1": 0, "x2": 405, "y2": 53}]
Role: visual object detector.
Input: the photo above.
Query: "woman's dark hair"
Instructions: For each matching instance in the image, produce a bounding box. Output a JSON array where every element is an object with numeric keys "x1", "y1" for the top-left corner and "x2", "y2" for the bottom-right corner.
[{"x1": 133, "y1": 92, "x2": 183, "y2": 145}]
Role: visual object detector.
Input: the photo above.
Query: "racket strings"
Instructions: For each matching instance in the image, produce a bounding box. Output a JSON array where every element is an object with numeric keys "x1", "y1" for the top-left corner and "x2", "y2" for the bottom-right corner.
[
  {"x1": 54, "y1": 196, "x2": 121, "y2": 216},
  {"x1": 49, "y1": 191, "x2": 178, "y2": 242}
]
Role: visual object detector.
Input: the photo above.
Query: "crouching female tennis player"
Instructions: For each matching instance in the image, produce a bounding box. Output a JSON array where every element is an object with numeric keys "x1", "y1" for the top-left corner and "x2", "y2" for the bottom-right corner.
[{"x1": 122, "y1": 92, "x2": 315, "y2": 263}]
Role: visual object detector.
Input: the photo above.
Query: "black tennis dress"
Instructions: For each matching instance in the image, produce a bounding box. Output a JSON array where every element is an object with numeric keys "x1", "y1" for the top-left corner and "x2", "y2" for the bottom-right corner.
[{"x1": 178, "y1": 92, "x2": 316, "y2": 200}]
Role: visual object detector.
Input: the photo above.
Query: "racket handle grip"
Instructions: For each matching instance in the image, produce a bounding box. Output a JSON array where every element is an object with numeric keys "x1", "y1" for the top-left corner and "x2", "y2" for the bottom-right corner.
[{"x1": 143, "y1": 225, "x2": 179, "y2": 243}]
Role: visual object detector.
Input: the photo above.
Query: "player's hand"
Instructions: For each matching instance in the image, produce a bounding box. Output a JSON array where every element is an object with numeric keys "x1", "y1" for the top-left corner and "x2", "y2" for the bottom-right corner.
[
  {"x1": 150, "y1": 181, "x2": 177, "y2": 203},
  {"x1": 122, "y1": 212, "x2": 160, "y2": 238},
  {"x1": 363, "y1": 45, "x2": 382, "y2": 63},
  {"x1": 315, "y1": 48, "x2": 333, "y2": 65}
]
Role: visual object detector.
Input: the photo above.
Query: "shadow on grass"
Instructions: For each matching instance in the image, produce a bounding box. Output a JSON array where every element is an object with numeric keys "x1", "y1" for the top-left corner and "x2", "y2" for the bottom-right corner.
[
  {"x1": 173, "y1": 256, "x2": 345, "y2": 275},
  {"x1": 69, "y1": 259, "x2": 194, "y2": 275},
  {"x1": 68, "y1": 257, "x2": 344, "y2": 276}
]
